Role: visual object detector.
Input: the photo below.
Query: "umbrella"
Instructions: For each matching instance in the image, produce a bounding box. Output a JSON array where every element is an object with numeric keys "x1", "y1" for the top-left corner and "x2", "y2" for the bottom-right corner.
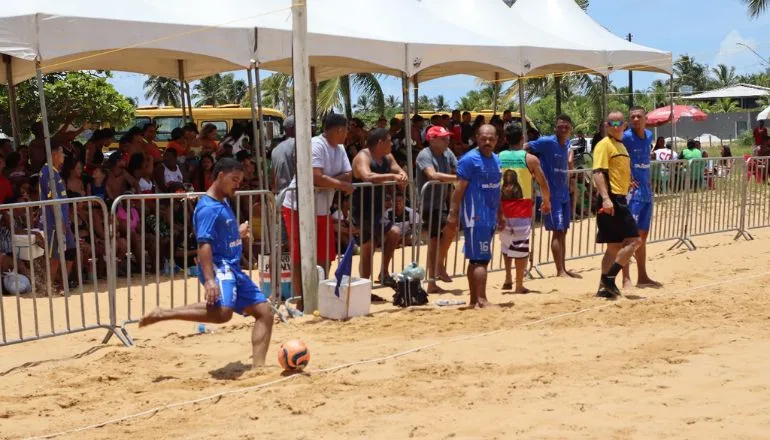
[
  {"x1": 646, "y1": 105, "x2": 708, "y2": 127},
  {"x1": 758, "y1": 105, "x2": 769, "y2": 121}
]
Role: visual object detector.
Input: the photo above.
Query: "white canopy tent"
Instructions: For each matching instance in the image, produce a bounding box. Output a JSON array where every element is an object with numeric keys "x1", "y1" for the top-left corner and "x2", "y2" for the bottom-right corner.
[
  {"x1": 686, "y1": 84, "x2": 770, "y2": 101},
  {"x1": 758, "y1": 105, "x2": 770, "y2": 121}
]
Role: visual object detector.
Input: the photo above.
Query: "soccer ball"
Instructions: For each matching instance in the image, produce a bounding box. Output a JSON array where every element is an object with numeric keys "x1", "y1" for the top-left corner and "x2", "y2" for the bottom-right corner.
[{"x1": 277, "y1": 339, "x2": 310, "y2": 371}]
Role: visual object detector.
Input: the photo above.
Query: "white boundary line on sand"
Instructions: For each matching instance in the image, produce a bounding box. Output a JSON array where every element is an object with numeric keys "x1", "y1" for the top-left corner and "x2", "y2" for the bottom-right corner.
[{"x1": 26, "y1": 270, "x2": 770, "y2": 440}]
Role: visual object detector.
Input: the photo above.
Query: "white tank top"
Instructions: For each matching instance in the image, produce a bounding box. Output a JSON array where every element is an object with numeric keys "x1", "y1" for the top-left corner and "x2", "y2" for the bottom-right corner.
[
  {"x1": 139, "y1": 177, "x2": 154, "y2": 193},
  {"x1": 163, "y1": 164, "x2": 183, "y2": 186}
]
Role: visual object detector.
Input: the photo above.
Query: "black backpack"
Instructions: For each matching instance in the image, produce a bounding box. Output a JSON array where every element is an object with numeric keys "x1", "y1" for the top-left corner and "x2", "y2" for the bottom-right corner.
[{"x1": 392, "y1": 279, "x2": 429, "y2": 307}]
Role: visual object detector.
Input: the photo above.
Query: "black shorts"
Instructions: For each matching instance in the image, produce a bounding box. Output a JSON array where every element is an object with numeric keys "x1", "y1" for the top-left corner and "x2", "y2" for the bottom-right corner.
[
  {"x1": 358, "y1": 219, "x2": 394, "y2": 246},
  {"x1": 596, "y1": 195, "x2": 639, "y2": 244},
  {"x1": 422, "y1": 210, "x2": 447, "y2": 239}
]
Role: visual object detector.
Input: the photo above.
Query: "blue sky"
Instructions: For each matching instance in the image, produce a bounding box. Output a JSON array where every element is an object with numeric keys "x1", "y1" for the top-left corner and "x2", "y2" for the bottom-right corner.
[{"x1": 109, "y1": 0, "x2": 770, "y2": 107}]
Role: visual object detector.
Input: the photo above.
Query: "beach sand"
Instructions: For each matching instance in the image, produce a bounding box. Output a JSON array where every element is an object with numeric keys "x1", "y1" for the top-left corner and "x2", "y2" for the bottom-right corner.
[{"x1": 2, "y1": 230, "x2": 770, "y2": 439}]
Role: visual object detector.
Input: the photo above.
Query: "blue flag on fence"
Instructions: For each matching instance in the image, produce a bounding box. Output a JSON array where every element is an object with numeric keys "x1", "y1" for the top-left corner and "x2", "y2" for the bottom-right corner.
[{"x1": 334, "y1": 240, "x2": 355, "y2": 297}]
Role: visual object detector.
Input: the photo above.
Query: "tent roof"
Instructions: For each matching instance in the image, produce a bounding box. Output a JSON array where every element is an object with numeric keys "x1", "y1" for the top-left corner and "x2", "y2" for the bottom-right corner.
[
  {"x1": 686, "y1": 84, "x2": 770, "y2": 100},
  {"x1": 0, "y1": 0, "x2": 671, "y2": 86}
]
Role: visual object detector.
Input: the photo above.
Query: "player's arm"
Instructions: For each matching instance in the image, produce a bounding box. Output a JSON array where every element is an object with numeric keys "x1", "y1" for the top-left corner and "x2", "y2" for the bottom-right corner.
[
  {"x1": 353, "y1": 153, "x2": 400, "y2": 184},
  {"x1": 387, "y1": 153, "x2": 409, "y2": 188},
  {"x1": 445, "y1": 179, "x2": 468, "y2": 232},
  {"x1": 592, "y1": 143, "x2": 614, "y2": 216},
  {"x1": 198, "y1": 243, "x2": 220, "y2": 305},
  {"x1": 527, "y1": 153, "x2": 551, "y2": 214}
]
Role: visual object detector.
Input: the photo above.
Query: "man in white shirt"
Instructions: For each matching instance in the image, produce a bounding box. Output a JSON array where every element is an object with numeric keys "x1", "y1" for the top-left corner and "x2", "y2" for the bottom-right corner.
[
  {"x1": 282, "y1": 113, "x2": 353, "y2": 308},
  {"x1": 653, "y1": 142, "x2": 678, "y2": 193}
]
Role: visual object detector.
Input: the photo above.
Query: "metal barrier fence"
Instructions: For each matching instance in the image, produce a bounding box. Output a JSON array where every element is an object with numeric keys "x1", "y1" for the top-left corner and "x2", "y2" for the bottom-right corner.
[
  {"x1": 108, "y1": 190, "x2": 276, "y2": 344},
  {"x1": 744, "y1": 156, "x2": 770, "y2": 233},
  {"x1": 0, "y1": 196, "x2": 128, "y2": 347}
]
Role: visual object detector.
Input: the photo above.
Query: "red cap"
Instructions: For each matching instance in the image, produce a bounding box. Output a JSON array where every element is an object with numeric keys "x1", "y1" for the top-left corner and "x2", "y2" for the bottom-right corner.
[{"x1": 426, "y1": 125, "x2": 451, "y2": 141}]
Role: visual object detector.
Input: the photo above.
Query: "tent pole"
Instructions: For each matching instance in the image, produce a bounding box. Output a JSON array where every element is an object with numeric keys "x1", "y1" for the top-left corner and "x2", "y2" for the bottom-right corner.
[
  {"x1": 246, "y1": 67, "x2": 264, "y2": 191},
  {"x1": 669, "y1": 73, "x2": 676, "y2": 148},
  {"x1": 35, "y1": 61, "x2": 70, "y2": 295},
  {"x1": 310, "y1": 67, "x2": 317, "y2": 132},
  {"x1": 518, "y1": 76, "x2": 528, "y2": 144},
  {"x1": 178, "y1": 60, "x2": 187, "y2": 121},
  {"x1": 555, "y1": 75, "x2": 562, "y2": 115},
  {"x1": 292, "y1": 0, "x2": 318, "y2": 313},
  {"x1": 412, "y1": 76, "x2": 419, "y2": 117},
  {"x1": 493, "y1": 72, "x2": 500, "y2": 115},
  {"x1": 3, "y1": 56, "x2": 21, "y2": 147},
  {"x1": 185, "y1": 81, "x2": 194, "y2": 122},
  {"x1": 255, "y1": 66, "x2": 267, "y2": 182},
  {"x1": 601, "y1": 75, "x2": 608, "y2": 118},
  {"x1": 402, "y1": 74, "x2": 415, "y2": 201}
]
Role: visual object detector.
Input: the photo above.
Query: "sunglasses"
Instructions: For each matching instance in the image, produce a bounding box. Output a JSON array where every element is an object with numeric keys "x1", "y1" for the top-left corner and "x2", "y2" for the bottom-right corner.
[{"x1": 608, "y1": 120, "x2": 625, "y2": 128}]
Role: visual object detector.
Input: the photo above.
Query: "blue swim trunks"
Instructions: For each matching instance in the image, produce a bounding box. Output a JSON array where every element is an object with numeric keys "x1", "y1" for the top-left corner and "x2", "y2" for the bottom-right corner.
[
  {"x1": 628, "y1": 192, "x2": 653, "y2": 232},
  {"x1": 463, "y1": 226, "x2": 495, "y2": 264},
  {"x1": 544, "y1": 199, "x2": 571, "y2": 232},
  {"x1": 201, "y1": 265, "x2": 267, "y2": 315}
]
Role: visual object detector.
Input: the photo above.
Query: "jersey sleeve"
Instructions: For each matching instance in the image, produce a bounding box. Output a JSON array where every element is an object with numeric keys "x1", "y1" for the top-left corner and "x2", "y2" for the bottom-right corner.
[
  {"x1": 592, "y1": 139, "x2": 610, "y2": 171},
  {"x1": 39, "y1": 167, "x2": 50, "y2": 202},
  {"x1": 194, "y1": 204, "x2": 217, "y2": 244},
  {"x1": 455, "y1": 155, "x2": 475, "y2": 181},
  {"x1": 528, "y1": 138, "x2": 546, "y2": 155}
]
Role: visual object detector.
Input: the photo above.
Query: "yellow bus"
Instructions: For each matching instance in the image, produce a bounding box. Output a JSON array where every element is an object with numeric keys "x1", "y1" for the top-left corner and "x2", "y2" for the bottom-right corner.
[{"x1": 118, "y1": 104, "x2": 286, "y2": 148}]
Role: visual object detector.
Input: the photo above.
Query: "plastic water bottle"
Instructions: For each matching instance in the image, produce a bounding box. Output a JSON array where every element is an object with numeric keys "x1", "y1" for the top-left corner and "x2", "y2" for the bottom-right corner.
[{"x1": 196, "y1": 323, "x2": 214, "y2": 334}]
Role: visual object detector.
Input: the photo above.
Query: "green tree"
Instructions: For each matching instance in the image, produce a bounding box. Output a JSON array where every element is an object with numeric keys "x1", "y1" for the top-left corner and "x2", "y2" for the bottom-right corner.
[
  {"x1": 575, "y1": 0, "x2": 589, "y2": 10},
  {"x1": 711, "y1": 64, "x2": 738, "y2": 88},
  {"x1": 702, "y1": 98, "x2": 741, "y2": 113},
  {"x1": 255, "y1": 73, "x2": 293, "y2": 114},
  {"x1": 0, "y1": 72, "x2": 134, "y2": 139},
  {"x1": 433, "y1": 94, "x2": 450, "y2": 111},
  {"x1": 417, "y1": 94, "x2": 433, "y2": 111},
  {"x1": 143, "y1": 75, "x2": 180, "y2": 107},
  {"x1": 673, "y1": 55, "x2": 710, "y2": 93},
  {"x1": 316, "y1": 74, "x2": 384, "y2": 120},
  {"x1": 221, "y1": 74, "x2": 247, "y2": 104},
  {"x1": 744, "y1": 0, "x2": 768, "y2": 17},
  {"x1": 194, "y1": 73, "x2": 246, "y2": 107}
]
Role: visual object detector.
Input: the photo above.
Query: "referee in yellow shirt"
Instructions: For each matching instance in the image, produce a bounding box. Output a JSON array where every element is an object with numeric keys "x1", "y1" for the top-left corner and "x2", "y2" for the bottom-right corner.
[{"x1": 593, "y1": 111, "x2": 642, "y2": 299}]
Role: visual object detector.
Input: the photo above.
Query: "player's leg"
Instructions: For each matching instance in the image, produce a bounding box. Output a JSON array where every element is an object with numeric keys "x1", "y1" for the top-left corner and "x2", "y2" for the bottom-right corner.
[
  {"x1": 239, "y1": 276, "x2": 273, "y2": 368},
  {"x1": 469, "y1": 261, "x2": 494, "y2": 308},
  {"x1": 380, "y1": 224, "x2": 401, "y2": 281},
  {"x1": 502, "y1": 256, "x2": 513, "y2": 290},
  {"x1": 358, "y1": 239, "x2": 373, "y2": 280},
  {"x1": 139, "y1": 302, "x2": 234, "y2": 327},
  {"x1": 499, "y1": 221, "x2": 514, "y2": 290},
  {"x1": 465, "y1": 227, "x2": 496, "y2": 308},
  {"x1": 634, "y1": 202, "x2": 660, "y2": 287},
  {"x1": 425, "y1": 212, "x2": 446, "y2": 293}
]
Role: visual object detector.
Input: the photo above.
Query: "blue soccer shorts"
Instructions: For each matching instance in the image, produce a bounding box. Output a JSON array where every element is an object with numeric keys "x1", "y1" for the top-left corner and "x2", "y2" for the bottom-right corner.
[
  {"x1": 628, "y1": 195, "x2": 653, "y2": 232},
  {"x1": 202, "y1": 265, "x2": 267, "y2": 315},
  {"x1": 463, "y1": 226, "x2": 495, "y2": 264},
  {"x1": 544, "y1": 199, "x2": 571, "y2": 232}
]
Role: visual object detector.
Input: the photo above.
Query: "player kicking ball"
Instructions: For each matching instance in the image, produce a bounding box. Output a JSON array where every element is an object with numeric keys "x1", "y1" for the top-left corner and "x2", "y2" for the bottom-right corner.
[{"x1": 140, "y1": 158, "x2": 274, "y2": 367}]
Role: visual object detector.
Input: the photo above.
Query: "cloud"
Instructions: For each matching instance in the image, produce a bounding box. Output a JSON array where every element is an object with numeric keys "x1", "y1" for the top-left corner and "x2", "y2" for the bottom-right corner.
[{"x1": 713, "y1": 30, "x2": 764, "y2": 75}]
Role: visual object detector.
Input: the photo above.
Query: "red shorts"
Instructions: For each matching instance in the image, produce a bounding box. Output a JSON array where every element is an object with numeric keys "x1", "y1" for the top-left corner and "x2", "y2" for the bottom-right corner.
[{"x1": 282, "y1": 207, "x2": 337, "y2": 264}]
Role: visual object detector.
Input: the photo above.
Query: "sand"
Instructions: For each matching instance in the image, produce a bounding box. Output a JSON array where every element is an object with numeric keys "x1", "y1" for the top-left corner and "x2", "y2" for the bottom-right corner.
[{"x1": 2, "y1": 230, "x2": 770, "y2": 440}]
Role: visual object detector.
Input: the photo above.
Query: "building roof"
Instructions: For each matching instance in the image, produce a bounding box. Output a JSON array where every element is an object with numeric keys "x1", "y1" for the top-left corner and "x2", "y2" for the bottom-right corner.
[{"x1": 686, "y1": 84, "x2": 770, "y2": 100}]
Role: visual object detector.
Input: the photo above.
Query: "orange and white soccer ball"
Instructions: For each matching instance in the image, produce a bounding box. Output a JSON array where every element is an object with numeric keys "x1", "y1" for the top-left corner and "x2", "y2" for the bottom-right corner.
[{"x1": 277, "y1": 339, "x2": 310, "y2": 371}]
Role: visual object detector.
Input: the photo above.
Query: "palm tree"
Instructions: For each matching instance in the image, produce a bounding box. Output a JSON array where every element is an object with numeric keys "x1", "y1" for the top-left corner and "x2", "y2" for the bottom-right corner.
[
  {"x1": 744, "y1": 0, "x2": 768, "y2": 17},
  {"x1": 648, "y1": 79, "x2": 671, "y2": 108},
  {"x1": 673, "y1": 55, "x2": 709, "y2": 92},
  {"x1": 703, "y1": 98, "x2": 741, "y2": 113},
  {"x1": 143, "y1": 75, "x2": 181, "y2": 107},
  {"x1": 433, "y1": 95, "x2": 450, "y2": 111},
  {"x1": 221, "y1": 73, "x2": 247, "y2": 104},
  {"x1": 194, "y1": 74, "x2": 226, "y2": 107},
  {"x1": 575, "y1": 0, "x2": 589, "y2": 11},
  {"x1": 256, "y1": 73, "x2": 293, "y2": 114},
  {"x1": 316, "y1": 74, "x2": 384, "y2": 120},
  {"x1": 417, "y1": 95, "x2": 433, "y2": 111},
  {"x1": 711, "y1": 64, "x2": 738, "y2": 88},
  {"x1": 354, "y1": 95, "x2": 372, "y2": 113}
]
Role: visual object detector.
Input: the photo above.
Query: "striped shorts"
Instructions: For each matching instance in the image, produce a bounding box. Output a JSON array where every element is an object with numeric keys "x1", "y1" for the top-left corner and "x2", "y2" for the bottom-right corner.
[{"x1": 499, "y1": 217, "x2": 531, "y2": 259}]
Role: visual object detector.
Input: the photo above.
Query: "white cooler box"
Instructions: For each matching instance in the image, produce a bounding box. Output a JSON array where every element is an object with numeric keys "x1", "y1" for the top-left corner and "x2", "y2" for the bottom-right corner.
[{"x1": 318, "y1": 277, "x2": 372, "y2": 320}]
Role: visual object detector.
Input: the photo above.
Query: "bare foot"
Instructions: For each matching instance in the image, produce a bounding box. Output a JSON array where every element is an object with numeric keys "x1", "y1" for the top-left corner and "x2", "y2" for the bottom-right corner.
[
  {"x1": 502, "y1": 282, "x2": 513, "y2": 290},
  {"x1": 623, "y1": 277, "x2": 634, "y2": 290},
  {"x1": 437, "y1": 272, "x2": 453, "y2": 283},
  {"x1": 637, "y1": 279, "x2": 663, "y2": 288},
  {"x1": 139, "y1": 308, "x2": 164, "y2": 327},
  {"x1": 426, "y1": 282, "x2": 447, "y2": 294},
  {"x1": 514, "y1": 286, "x2": 531, "y2": 294},
  {"x1": 474, "y1": 299, "x2": 499, "y2": 309},
  {"x1": 555, "y1": 269, "x2": 583, "y2": 279}
]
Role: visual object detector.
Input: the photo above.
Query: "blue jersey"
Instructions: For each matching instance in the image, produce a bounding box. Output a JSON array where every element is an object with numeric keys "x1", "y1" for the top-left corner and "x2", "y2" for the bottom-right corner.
[
  {"x1": 622, "y1": 128, "x2": 653, "y2": 202},
  {"x1": 193, "y1": 195, "x2": 242, "y2": 269},
  {"x1": 38, "y1": 164, "x2": 75, "y2": 249},
  {"x1": 456, "y1": 148, "x2": 502, "y2": 229},
  {"x1": 528, "y1": 135, "x2": 570, "y2": 202}
]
